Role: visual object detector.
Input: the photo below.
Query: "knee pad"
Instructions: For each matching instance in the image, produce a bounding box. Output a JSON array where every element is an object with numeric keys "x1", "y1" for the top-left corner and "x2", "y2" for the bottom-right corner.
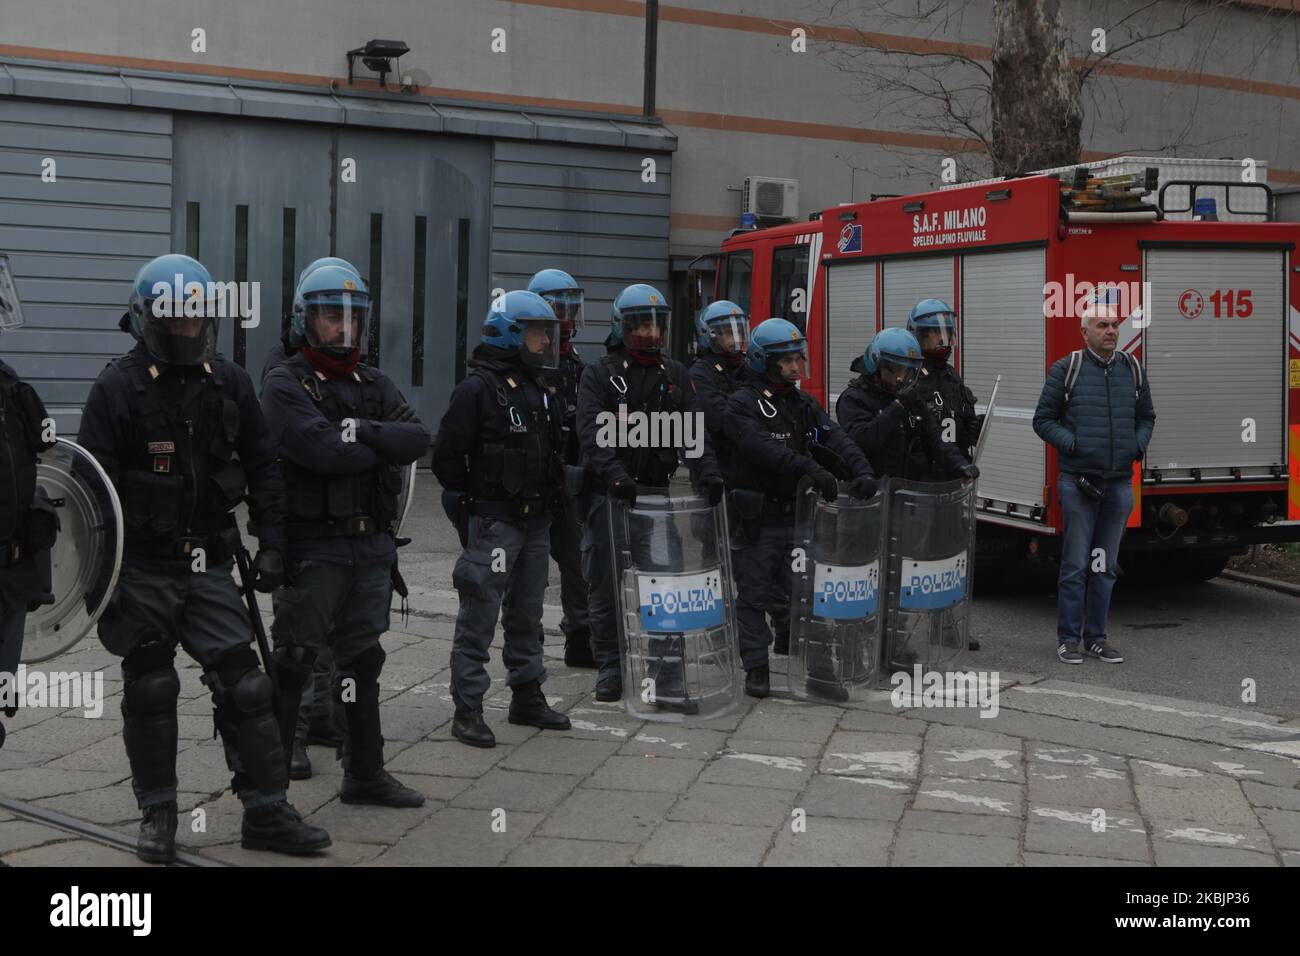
[
  {"x1": 205, "y1": 645, "x2": 269, "y2": 718},
  {"x1": 123, "y1": 668, "x2": 180, "y2": 717},
  {"x1": 272, "y1": 643, "x2": 318, "y2": 681},
  {"x1": 122, "y1": 640, "x2": 177, "y2": 681}
]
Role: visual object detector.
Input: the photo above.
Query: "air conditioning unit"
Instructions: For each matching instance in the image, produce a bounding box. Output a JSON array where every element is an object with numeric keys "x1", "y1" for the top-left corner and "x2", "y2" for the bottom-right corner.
[{"x1": 743, "y1": 176, "x2": 799, "y2": 222}]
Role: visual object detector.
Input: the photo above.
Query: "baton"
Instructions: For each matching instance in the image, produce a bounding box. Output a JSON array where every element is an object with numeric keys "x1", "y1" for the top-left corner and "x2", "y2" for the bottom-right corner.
[{"x1": 228, "y1": 526, "x2": 280, "y2": 704}]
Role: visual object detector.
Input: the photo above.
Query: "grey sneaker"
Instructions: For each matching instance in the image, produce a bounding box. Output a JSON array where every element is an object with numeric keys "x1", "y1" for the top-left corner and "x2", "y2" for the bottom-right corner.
[
  {"x1": 1057, "y1": 643, "x2": 1083, "y2": 665},
  {"x1": 1086, "y1": 642, "x2": 1124, "y2": 663}
]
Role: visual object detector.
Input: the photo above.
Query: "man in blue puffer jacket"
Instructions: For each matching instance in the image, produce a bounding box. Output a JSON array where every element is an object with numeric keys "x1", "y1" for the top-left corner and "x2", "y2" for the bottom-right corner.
[{"x1": 1033, "y1": 296, "x2": 1156, "y2": 666}]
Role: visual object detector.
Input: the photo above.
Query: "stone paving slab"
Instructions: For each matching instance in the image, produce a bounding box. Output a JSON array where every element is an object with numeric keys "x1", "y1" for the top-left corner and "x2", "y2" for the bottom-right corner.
[{"x1": 5, "y1": 573, "x2": 1300, "y2": 869}]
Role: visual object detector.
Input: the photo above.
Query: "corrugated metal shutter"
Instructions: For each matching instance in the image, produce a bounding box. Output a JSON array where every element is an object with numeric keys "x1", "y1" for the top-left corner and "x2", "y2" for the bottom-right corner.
[
  {"x1": 490, "y1": 141, "x2": 672, "y2": 353},
  {"x1": 1143, "y1": 248, "x2": 1286, "y2": 479},
  {"x1": 960, "y1": 248, "x2": 1046, "y2": 509},
  {"x1": 882, "y1": 256, "x2": 954, "y2": 328},
  {"x1": 824, "y1": 260, "x2": 875, "y2": 409},
  {"x1": 0, "y1": 99, "x2": 171, "y2": 435}
]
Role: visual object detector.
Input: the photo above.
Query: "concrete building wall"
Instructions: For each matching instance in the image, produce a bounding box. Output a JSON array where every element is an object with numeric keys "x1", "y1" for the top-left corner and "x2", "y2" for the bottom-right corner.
[{"x1": 2, "y1": 0, "x2": 1295, "y2": 257}]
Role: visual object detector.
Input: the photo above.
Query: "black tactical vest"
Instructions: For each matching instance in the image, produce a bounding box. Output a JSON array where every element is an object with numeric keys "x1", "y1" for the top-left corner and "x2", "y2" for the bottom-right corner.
[
  {"x1": 590, "y1": 353, "x2": 683, "y2": 486},
  {"x1": 732, "y1": 383, "x2": 816, "y2": 500},
  {"x1": 115, "y1": 351, "x2": 247, "y2": 549},
  {"x1": 280, "y1": 352, "x2": 402, "y2": 532},
  {"x1": 541, "y1": 346, "x2": 584, "y2": 466},
  {"x1": 0, "y1": 362, "x2": 46, "y2": 546},
  {"x1": 467, "y1": 365, "x2": 558, "y2": 511}
]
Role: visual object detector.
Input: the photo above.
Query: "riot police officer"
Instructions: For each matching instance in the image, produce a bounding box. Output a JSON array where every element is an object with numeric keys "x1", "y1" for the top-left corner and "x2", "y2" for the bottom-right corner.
[
  {"x1": 261, "y1": 257, "x2": 361, "y2": 386},
  {"x1": 261, "y1": 259, "x2": 363, "y2": 780},
  {"x1": 907, "y1": 299, "x2": 982, "y2": 472},
  {"x1": 575, "y1": 284, "x2": 725, "y2": 704},
  {"x1": 78, "y1": 254, "x2": 330, "y2": 862},
  {"x1": 690, "y1": 301, "x2": 787, "y2": 652},
  {"x1": 262, "y1": 265, "x2": 428, "y2": 806},
  {"x1": 527, "y1": 268, "x2": 593, "y2": 669},
  {"x1": 836, "y1": 328, "x2": 978, "y2": 484},
  {"x1": 727, "y1": 318, "x2": 877, "y2": 699},
  {"x1": 0, "y1": 271, "x2": 58, "y2": 748},
  {"x1": 433, "y1": 291, "x2": 572, "y2": 748}
]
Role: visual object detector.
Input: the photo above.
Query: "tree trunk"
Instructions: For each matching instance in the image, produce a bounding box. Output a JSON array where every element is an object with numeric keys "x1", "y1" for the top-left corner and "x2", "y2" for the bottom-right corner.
[{"x1": 990, "y1": 0, "x2": 1083, "y2": 177}]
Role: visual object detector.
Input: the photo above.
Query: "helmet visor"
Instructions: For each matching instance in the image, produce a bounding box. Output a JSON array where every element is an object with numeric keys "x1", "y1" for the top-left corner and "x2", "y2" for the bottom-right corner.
[
  {"x1": 622, "y1": 306, "x2": 671, "y2": 353},
  {"x1": 0, "y1": 255, "x2": 24, "y2": 331},
  {"x1": 518, "y1": 317, "x2": 561, "y2": 370},
  {"x1": 544, "y1": 289, "x2": 584, "y2": 339},
  {"x1": 303, "y1": 292, "x2": 370, "y2": 355},
  {"x1": 708, "y1": 316, "x2": 749, "y2": 356},
  {"x1": 878, "y1": 356, "x2": 921, "y2": 393},
  {"x1": 141, "y1": 311, "x2": 217, "y2": 366},
  {"x1": 915, "y1": 313, "x2": 957, "y2": 357},
  {"x1": 768, "y1": 345, "x2": 808, "y2": 384}
]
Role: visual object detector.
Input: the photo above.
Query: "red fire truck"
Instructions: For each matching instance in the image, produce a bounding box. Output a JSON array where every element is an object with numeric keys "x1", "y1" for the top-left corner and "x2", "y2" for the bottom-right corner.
[{"x1": 703, "y1": 173, "x2": 1300, "y2": 581}]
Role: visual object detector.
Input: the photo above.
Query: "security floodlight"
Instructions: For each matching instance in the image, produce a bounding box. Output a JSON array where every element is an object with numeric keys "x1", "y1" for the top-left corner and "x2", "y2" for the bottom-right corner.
[{"x1": 347, "y1": 39, "x2": 410, "y2": 87}]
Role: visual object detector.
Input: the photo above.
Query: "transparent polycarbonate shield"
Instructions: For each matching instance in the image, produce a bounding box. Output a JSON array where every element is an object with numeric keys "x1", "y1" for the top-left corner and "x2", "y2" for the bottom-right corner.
[
  {"x1": 610, "y1": 486, "x2": 740, "y2": 722},
  {"x1": 395, "y1": 462, "x2": 417, "y2": 536},
  {"x1": 879, "y1": 476, "x2": 975, "y2": 679},
  {"x1": 21, "y1": 439, "x2": 123, "y2": 663},
  {"x1": 788, "y1": 479, "x2": 884, "y2": 701}
]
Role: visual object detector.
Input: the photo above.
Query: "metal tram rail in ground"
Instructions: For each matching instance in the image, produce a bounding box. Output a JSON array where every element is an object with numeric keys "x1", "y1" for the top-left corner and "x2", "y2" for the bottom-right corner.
[{"x1": 0, "y1": 795, "x2": 229, "y2": 867}]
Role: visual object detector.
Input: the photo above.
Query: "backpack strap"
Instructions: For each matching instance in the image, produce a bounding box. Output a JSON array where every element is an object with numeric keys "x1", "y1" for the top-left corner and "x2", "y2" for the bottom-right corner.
[
  {"x1": 1117, "y1": 350, "x2": 1144, "y2": 395},
  {"x1": 1062, "y1": 349, "x2": 1083, "y2": 404}
]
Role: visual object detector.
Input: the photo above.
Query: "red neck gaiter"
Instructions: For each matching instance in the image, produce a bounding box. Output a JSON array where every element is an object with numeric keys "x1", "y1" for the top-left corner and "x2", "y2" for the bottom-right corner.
[
  {"x1": 626, "y1": 349, "x2": 661, "y2": 366},
  {"x1": 303, "y1": 345, "x2": 360, "y2": 379}
]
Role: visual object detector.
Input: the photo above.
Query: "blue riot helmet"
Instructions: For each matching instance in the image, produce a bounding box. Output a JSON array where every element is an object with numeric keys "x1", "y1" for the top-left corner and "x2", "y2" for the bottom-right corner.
[
  {"x1": 746, "y1": 317, "x2": 807, "y2": 384},
  {"x1": 288, "y1": 258, "x2": 362, "y2": 348},
  {"x1": 292, "y1": 265, "x2": 371, "y2": 360},
  {"x1": 297, "y1": 257, "x2": 361, "y2": 288},
  {"x1": 864, "y1": 327, "x2": 923, "y2": 394},
  {"x1": 527, "y1": 269, "x2": 583, "y2": 344},
  {"x1": 127, "y1": 254, "x2": 220, "y2": 366},
  {"x1": 611, "y1": 284, "x2": 670, "y2": 355},
  {"x1": 696, "y1": 300, "x2": 749, "y2": 358},
  {"x1": 906, "y1": 298, "x2": 958, "y2": 360},
  {"x1": 481, "y1": 290, "x2": 561, "y2": 370}
]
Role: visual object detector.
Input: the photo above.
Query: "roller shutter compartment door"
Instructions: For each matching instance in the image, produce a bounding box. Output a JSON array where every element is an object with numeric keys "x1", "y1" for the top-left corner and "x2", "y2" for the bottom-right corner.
[
  {"x1": 1143, "y1": 248, "x2": 1285, "y2": 480},
  {"x1": 960, "y1": 248, "x2": 1047, "y2": 510},
  {"x1": 881, "y1": 256, "x2": 954, "y2": 329},
  {"x1": 825, "y1": 260, "x2": 876, "y2": 411}
]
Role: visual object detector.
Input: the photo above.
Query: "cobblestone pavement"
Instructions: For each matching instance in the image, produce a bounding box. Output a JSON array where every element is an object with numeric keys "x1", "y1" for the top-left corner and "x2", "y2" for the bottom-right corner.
[{"x1": 4, "y1": 559, "x2": 1299, "y2": 866}]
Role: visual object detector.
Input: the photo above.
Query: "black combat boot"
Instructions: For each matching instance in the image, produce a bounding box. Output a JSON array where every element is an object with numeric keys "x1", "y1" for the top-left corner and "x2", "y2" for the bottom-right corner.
[
  {"x1": 508, "y1": 679, "x2": 571, "y2": 730},
  {"x1": 137, "y1": 801, "x2": 178, "y2": 864},
  {"x1": 648, "y1": 637, "x2": 699, "y2": 715},
  {"x1": 241, "y1": 801, "x2": 331, "y2": 854},
  {"x1": 289, "y1": 738, "x2": 312, "y2": 780},
  {"x1": 594, "y1": 673, "x2": 622, "y2": 703},
  {"x1": 564, "y1": 627, "x2": 596, "y2": 669},
  {"x1": 341, "y1": 769, "x2": 426, "y2": 808},
  {"x1": 452, "y1": 709, "x2": 496, "y2": 748},
  {"x1": 745, "y1": 664, "x2": 771, "y2": 699},
  {"x1": 805, "y1": 674, "x2": 850, "y2": 703}
]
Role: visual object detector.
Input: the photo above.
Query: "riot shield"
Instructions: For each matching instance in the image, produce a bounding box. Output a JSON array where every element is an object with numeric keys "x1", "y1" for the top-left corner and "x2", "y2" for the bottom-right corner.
[
  {"x1": 972, "y1": 374, "x2": 1001, "y2": 466},
  {"x1": 610, "y1": 484, "x2": 740, "y2": 722},
  {"x1": 21, "y1": 439, "x2": 123, "y2": 663},
  {"x1": 788, "y1": 478, "x2": 884, "y2": 702},
  {"x1": 879, "y1": 476, "x2": 975, "y2": 678},
  {"x1": 395, "y1": 461, "x2": 417, "y2": 537}
]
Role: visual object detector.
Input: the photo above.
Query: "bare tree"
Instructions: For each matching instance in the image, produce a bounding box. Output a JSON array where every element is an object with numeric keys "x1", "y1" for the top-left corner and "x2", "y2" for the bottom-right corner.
[{"x1": 803, "y1": 0, "x2": 1297, "y2": 183}]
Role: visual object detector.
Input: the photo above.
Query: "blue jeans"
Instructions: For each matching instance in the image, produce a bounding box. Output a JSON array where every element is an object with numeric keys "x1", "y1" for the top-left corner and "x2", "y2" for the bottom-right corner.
[{"x1": 1056, "y1": 473, "x2": 1133, "y2": 646}]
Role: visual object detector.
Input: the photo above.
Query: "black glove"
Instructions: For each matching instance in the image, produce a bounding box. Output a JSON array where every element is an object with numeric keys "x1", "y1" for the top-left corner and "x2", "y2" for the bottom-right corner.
[
  {"x1": 251, "y1": 548, "x2": 285, "y2": 593},
  {"x1": 701, "y1": 474, "x2": 726, "y2": 507},
  {"x1": 609, "y1": 477, "x2": 638, "y2": 505},
  {"x1": 386, "y1": 402, "x2": 418, "y2": 424},
  {"x1": 958, "y1": 464, "x2": 980, "y2": 481},
  {"x1": 848, "y1": 475, "x2": 879, "y2": 500},
  {"x1": 809, "y1": 467, "x2": 839, "y2": 502}
]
